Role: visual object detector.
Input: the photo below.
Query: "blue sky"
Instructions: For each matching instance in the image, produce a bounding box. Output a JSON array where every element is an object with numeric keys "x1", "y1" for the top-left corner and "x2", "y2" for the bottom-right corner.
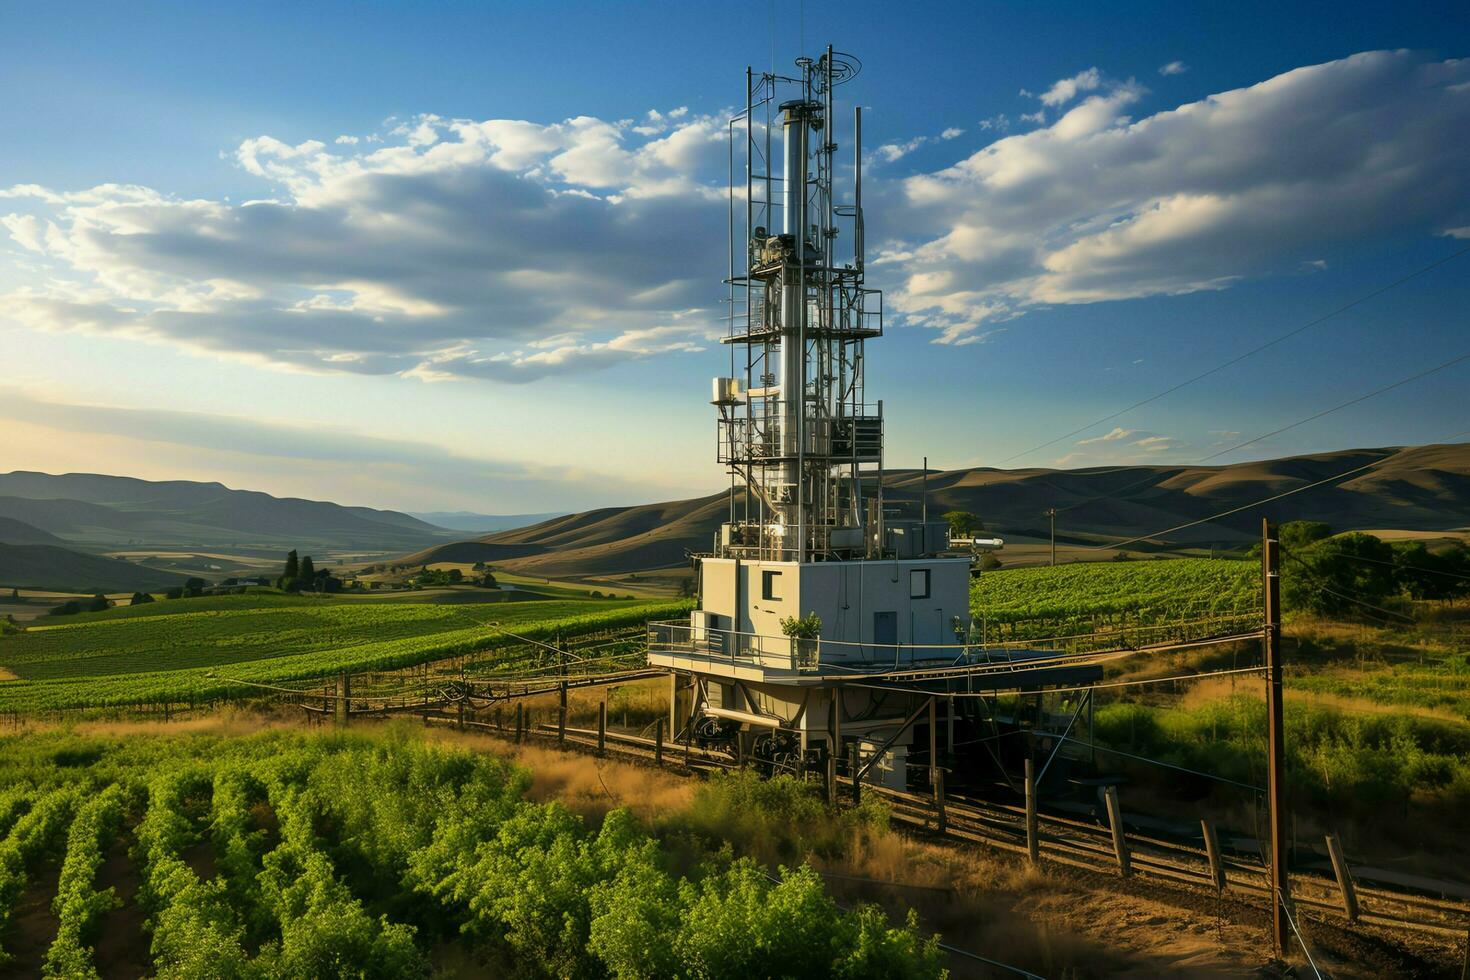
[{"x1": 1, "y1": 1, "x2": 1467, "y2": 512}]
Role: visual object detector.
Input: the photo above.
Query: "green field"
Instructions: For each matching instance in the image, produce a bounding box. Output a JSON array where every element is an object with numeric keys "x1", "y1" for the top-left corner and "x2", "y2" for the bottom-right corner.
[
  {"x1": 971, "y1": 557, "x2": 1261, "y2": 641},
  {"x1": 0, "y1": 594, "x2": 690, "y2": 713},
  {"x1": 0, "y1": 728, "x2": 938, "y2": 978}
]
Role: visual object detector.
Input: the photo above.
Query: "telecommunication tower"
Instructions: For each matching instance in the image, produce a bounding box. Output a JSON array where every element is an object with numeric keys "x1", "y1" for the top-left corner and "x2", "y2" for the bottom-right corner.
[
  {"x1": 649, "y1": 49, "x2": 1075, "y2": 791},
  {"x1": 711, "y1": 48, "x2": 890, "y2": 564}
]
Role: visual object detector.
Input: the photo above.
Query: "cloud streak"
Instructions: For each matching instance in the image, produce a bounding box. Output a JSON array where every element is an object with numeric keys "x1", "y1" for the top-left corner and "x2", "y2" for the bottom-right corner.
[{"x1": 0, "y1": 386, "x2": 685, "y2": 511}]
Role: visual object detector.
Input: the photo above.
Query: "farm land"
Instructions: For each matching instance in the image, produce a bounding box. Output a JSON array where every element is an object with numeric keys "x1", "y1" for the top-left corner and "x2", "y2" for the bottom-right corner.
[{"x1": 0, "y1": 558, "x2": 1465, "y2": 975}]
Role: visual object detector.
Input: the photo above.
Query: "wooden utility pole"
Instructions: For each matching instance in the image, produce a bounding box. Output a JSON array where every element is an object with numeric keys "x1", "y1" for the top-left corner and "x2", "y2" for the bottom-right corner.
[
  {"x1": 1044, "y1": 508, "x2": 1057, "y2": 566},
  {"x1": 1263, "y1": 519, "x2": 1290, "y2": 957}
]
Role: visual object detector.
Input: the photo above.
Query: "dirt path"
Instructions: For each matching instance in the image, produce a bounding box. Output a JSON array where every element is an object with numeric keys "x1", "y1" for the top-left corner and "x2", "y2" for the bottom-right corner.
[
  {"x1": 95, "y1": 837, "x2": 149, "y2": 980},
  {"x1": 0, "y1": 856, "x2": 60, "y2": 977}
]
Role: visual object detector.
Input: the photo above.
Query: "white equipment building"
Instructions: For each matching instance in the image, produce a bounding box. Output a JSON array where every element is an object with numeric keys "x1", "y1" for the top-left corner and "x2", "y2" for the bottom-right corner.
[{"x1": 648, "y1": 49, "x2": 1096, "y2": 790}]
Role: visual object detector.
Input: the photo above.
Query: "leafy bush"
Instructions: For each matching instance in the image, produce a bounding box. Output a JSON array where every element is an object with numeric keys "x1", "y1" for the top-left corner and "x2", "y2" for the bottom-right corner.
[
  {"x1": 678, "y1": 770, "x2": 888, "y2": 863},
  {"x1": 779, "y1": 612, "x2": 822, "y2": 639},
  {"x1": 44, "y1": 783, "x2": 129, "y2": 979},
  {"x1": 0, "y1": 787, "x2": 76, "y2": 964},
  {"x1": 0, "y1": 729, "x2": 947, "y2": 978}
]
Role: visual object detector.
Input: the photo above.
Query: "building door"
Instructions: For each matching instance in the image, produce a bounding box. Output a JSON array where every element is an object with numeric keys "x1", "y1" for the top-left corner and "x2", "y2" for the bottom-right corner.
[{"x1": 873, "y1": 611, "x2": 897, "y2": 646}]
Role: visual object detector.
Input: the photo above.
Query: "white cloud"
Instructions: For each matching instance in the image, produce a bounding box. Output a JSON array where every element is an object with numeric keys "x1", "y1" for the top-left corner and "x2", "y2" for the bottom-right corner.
[
  {"x1": 1033, "y1": 68, "x2": 1102, "y2": 107},
  {"x1": 876, "y1": 137, "x2": 927, "y2": 162},
  {"x1": 874, "y1": 126, "x2": 971, "y2": 164},
  {"x1": 0, "y1": 108, "x2": 732, "y2": 383},
  {"x1": 1159, "y1": 61, "x2": 1188, "y2": 76},
  {"x1": 1133, "y1": 435, "x2": 1181, "y2": 451},
  {"x1": 1077, "y1": 426, "x2": 1137, "y2": 444},
  {"x1": 4, "y1": 49, "x2": 1466, "y2": 374},
  {"x1": 888, "y1": 50, "x2": 1470, "y2": 343}
]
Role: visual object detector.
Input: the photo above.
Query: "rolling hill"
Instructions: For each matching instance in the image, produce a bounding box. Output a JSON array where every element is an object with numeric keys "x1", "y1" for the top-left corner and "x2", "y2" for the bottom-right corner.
[
  {"x1": 403, "y1": 444, "x2": 1470, "y2": 577},
  {"x1": 407, "y1": 510, "x2": 566, "y2": 533},
  {"x1": 0, "y1": 544, "x2": 196, "y2": 592},
  {"x1": 0, "y1": 471, "x2": 454, "y2": 552},
  {"x1": 0, "y1": 516, "x2": 66, "y2": 546}
]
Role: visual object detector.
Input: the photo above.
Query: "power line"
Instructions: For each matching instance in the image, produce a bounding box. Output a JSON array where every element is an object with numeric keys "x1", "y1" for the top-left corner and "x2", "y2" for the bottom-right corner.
[
  {"x1": 1314, "y1": 549, "x2": 1470, "y2": 583},
  {"x1": 1280, "y1": 550, "x2": 1417, "y2": 624},
  {"x1": 1196, "y1": 351, "x2": 1470, "y2": 463},
  {"x1": 1076, "y1": 424, "x2": 1470, "y2": 552},
  {"x1": 1075, "y1": 456, "x2": 1385, "y2": 551},
  {"x1": 1059, "y1": 348, "x2": 1469, "y2": 526},
  {"x1": 995, "y1": 244, "x2": 1470, "y2": 466}
]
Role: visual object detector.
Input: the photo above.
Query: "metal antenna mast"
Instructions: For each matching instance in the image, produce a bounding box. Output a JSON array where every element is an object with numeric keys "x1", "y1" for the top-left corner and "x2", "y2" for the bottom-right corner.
[{"x1": 713, "y1": 47, "x2": 882, "y2": 564}]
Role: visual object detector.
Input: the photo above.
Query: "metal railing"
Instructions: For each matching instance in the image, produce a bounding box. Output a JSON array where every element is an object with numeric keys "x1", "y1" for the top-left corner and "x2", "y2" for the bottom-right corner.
[
  {"x1": 716, "y1": 410, "x2": 882, "y2": 463},
  {"x1": 647, "y1": 620, "x2": 981, "y2": 674},
  {"x1": 646, "y1": 614, "x2": 1266, "y2": 678}
]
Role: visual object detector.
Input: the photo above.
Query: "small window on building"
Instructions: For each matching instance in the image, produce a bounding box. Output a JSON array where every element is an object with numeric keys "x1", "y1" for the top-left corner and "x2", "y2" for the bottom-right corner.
[
  {"x1": 762, "y1": 570, "x2": 783, "y2": 601},
  {"x1": 909, "y1": 568, "x2": 930, "y2": 599}
]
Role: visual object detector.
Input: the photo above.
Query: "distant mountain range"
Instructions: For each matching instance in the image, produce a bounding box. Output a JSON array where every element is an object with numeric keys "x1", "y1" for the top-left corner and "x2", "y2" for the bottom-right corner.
[
  {"x1": 5, "y1": 444, "x2": 1468, "y2": 592},
  {"x1": 0, "y1": 471, "x2": 451, "y2": 553},
  {"x1": 407, "y1": 510, "x2": 567, "y2": 534},
  {"x1": 402, "y1": 444, "x2": 1470, "y2": 577}
]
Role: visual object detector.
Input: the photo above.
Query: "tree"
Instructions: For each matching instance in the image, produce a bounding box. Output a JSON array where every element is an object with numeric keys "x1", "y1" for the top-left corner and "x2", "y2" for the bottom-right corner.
[
  {"x1": 283, "y1": 550, "x2": 299, "y2": 580},
  {"x1": 1282, "y1": 532, "x2": 1397, "y2": 617},
  {"x1": 1391, "y1": 540, "x2": 1470, "y2": 602},
  {"x1": 1280, "y1": 521, "x2": 1333, "y2": 551},
  {"x1": 299, "y1": 555, "x2": 315, "y2": 582},
  {"x1": 184, "y1": 577, "x2": 206, "y2": 597},
  {"x1": 130, "y1": 591, "x2": 155, "y2": 605},
  {"x1": 942, "y1": 510, "x2": 984, "y2": 538},
  {"x1": 978, "y1": 552, "x2": 1003, "y2": 572},
  {"x1": 86, "y1": 593, "x2": 110, "y2": 612}
]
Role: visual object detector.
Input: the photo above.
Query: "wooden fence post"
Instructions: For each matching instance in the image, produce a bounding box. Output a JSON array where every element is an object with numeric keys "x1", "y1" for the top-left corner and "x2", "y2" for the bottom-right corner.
[
  {"x1": 825, "y1": 751, "x2": 837, "y2": 804},
  {"x1": 935, "y1": 768, "x2": 948, "y2": 834},
  {"x1": 850, "y1": 743, "x2": 861, "y2": 805},
  {"x1": 515, "y1": 703, "x2": 524, "y2": 744},
  {"x1": 1202, "y1": 820, "x2": 1226, "y2": 892},
  {"x1": 558, "y1": 682, "x2": 567, "y2": 744},
  {"x1": 1325, "y1": 834, "x2": 1360, "y2": 922},
  {"x1": 597, "y1": 700, "x2": 607, "y2": 756},
  {"x1": 336, "y1": 672, "x2": 350, "y2": 726},
  {"x1": 1024, "y1": 757, "x2": 1040, "y2": 864},
  {"x1": 1104, "y1": 785, "x2": 1131, "y2": 878},
  {"x1": 654, "y1": 717, "x2": 664, "y2": 767}
]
